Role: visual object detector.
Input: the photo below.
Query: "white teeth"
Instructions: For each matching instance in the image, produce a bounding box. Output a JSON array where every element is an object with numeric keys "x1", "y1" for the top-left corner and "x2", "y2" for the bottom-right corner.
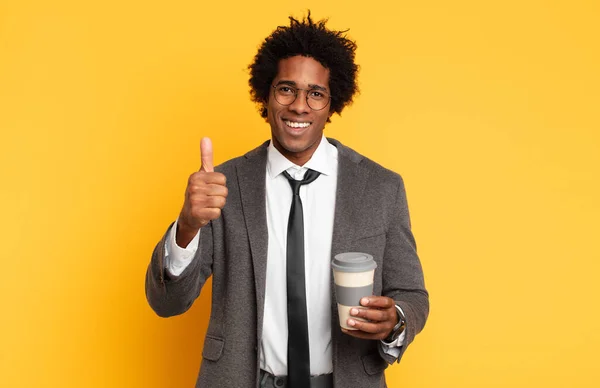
[{"x1": 284, "y1": 120, "x2": 311, "y2": 129}]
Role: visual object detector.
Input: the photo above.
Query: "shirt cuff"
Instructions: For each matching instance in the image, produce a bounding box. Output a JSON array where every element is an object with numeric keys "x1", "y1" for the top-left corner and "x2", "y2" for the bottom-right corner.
[
  {"x1": 380, "y1": 304, "x2": 406, "y2": 353},
  {"x1": 163, "y1": 220, "x2": 200, "y2": 276}
]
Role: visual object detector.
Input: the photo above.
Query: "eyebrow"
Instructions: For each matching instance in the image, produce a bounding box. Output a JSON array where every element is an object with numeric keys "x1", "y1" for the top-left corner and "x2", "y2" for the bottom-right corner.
[{"x1": 275, "y1": 80, "x2": 328, "y2": 92}]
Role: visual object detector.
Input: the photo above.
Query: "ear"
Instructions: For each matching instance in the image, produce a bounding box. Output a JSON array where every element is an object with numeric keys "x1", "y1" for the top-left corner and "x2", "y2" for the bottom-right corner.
[{"x1": 326, "y1": 110, "x2": 334, "y2": 124}]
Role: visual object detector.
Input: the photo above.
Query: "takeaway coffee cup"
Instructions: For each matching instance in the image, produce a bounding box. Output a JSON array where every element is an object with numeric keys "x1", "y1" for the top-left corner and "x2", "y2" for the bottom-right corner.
[{"x1": 332, "y1": 252, "x2": 377, "y2": 330}]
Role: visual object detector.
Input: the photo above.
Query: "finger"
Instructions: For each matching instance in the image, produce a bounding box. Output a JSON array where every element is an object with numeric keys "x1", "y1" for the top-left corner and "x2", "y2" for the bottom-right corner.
[
  {"x1": 349, "y1": 307, "x2": 390, "y2": 323},
  {"x1": 201, "y1": 172, "x2": 227, "y2": 186},
  {"x1": 341, "y1": 328, "x2": 384, "y2": 340},
  {"x1": 200, "y1": 137, "x2": 214, "y2": 172},
  {"x1": 208, "y1": 172, "x2": 226, "y2": 186},
  {"x1": 360, "y1": 296, "x2": 395, "y2": 309},
  {"x1": 189, "y1": 171, "x2": 226, "y2": 186},
  {"x1": 204, "y1": 183, "x2": 228, "y2": 197},
  {"x1": 204, "y1": 195, "x2": 226, "y2": 209},
  {"x1": 187, "y1": 182, "x2": 227, "y2": 197},
  {"x1": 346, "y1": 318, "x2": 388, "y2": 335},
  {"x1": 193, "y1": 207, "x2": 221, "y2": 222},
  {"x1": 189, "y1": 193, "x2": 226, "y2": 209}
]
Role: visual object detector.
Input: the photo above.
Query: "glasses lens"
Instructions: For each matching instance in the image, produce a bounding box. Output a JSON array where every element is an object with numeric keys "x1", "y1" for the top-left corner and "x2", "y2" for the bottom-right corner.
[
  {"x1": 307, "y1": 98, "x2": 328, "y2": 110},
  {"x1": 307, "y1": 89, "x2": 330, "y2": 110},
  {"x1": 274, "y1": 85, "x2": 296, "y2": 106}
]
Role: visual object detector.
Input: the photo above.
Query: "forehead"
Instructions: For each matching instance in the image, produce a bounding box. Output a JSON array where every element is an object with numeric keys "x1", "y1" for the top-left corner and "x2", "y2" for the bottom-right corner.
[{"x1": 274, "y1": 55, "x2": 330, "y2": 88}]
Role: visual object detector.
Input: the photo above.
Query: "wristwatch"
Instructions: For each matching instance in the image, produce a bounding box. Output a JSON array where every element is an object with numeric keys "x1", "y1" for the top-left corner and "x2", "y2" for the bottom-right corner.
[{"x1": 383, "y1": 304, "x2": 406, "y2": 344}]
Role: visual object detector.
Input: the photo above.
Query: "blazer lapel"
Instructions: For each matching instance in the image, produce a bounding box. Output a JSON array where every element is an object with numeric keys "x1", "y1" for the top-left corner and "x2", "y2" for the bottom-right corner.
[
  {"x1": 329, "y1": 138, "x2": 369, "y2": 259},
  {"x1": 236, "y1": 141, "x2": 269, "y2": 343},
  {"x1": 327, "y1": 138, "x2": 370, "y2": 368}
]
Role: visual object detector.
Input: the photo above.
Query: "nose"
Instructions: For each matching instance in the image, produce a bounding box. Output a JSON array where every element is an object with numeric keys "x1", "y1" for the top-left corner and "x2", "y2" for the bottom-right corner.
[{"x1": 288, "y1": 90, "x2": 311, "y2": 114}]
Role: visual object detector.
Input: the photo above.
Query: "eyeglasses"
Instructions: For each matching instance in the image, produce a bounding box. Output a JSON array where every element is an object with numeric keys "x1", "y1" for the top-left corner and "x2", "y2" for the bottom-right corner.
[{"x1": 271, "y1": 84, "x2": 331, "y2": 111}]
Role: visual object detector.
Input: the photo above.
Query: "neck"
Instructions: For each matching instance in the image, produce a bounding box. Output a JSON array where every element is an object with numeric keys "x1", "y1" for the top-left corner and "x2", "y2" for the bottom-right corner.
[{"x1": 272, "y1": 138, "x2": 320, "y2": 167}]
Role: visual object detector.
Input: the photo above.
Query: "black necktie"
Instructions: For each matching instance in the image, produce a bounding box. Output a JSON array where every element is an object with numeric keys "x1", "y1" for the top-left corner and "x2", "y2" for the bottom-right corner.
[{"x1": 283, "y1": 168, "x2": 320, "y2": 387}]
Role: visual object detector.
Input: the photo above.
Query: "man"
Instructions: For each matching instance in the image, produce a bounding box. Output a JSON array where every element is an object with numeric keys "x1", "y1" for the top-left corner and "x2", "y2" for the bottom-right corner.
[{"x1": 146, "y1": 13, "x2": 428, "y2": 388}]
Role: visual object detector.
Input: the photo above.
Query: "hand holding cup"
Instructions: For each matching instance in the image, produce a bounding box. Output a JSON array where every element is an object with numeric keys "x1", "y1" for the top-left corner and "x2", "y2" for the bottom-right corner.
[
  {"x1": 332, "y1": 252, "x2": 398, "y2": 341},
  {"x1": 342, "y1": 296, "x2": 399, "y2": 341}
]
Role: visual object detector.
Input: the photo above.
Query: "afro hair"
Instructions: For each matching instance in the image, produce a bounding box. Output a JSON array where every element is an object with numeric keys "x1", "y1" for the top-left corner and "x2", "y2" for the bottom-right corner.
[{"x1": 248, "y1": 11, "x2": 359, "y2": 122}]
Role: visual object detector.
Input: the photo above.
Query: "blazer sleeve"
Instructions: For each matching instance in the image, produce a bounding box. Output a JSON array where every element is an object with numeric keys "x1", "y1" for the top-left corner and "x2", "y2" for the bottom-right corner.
[
  {"x1": 378, "y1": 176, "x2": 429, "y2": 364},
  {"x1": 145, "y1": 221, "x2": 214, "y2": 317}
]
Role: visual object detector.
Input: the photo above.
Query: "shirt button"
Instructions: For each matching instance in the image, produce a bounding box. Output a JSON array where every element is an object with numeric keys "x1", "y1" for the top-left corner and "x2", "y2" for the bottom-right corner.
[{"x1": 274, "y1": 377, "x2": 284, "y2": 387}]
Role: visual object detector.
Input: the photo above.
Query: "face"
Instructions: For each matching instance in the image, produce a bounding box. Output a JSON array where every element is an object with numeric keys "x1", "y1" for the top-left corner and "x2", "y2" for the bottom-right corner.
[{"x1": 267, "y1": 55, "x2": 332, "y2": 166}]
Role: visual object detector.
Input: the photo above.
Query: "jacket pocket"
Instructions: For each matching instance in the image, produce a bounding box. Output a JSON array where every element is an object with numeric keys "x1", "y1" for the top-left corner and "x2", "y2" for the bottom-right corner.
[
  {"x1": 353, "y1": 226, "x2": 385, "y2": 242},
  {"x1": 361, "y1": 353, "x2": 388, "y2": 376},
  {"x1": 202, "y1": 335, "x2": 224, "y2": 361}
]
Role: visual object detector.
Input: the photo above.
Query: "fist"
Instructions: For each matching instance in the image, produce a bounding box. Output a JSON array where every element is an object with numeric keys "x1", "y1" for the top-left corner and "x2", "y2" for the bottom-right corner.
[{"x1": 178, "y1": 137, "x2": 228, "y2": 242}]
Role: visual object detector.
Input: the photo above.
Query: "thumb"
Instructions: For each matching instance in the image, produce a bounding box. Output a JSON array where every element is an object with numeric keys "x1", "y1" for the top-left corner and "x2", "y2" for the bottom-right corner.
[{"x1": 199, "y1": 137, "x2": 214, "y2": 172}]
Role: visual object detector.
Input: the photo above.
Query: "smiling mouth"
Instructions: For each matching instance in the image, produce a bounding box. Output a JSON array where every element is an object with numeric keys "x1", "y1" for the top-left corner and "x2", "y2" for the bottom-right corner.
[{"x1": 284, "y1": 120, "x2": 311, "y2": 129}]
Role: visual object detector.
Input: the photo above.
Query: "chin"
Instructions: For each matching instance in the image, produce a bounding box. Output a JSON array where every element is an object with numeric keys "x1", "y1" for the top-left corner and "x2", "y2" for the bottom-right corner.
[{"x1": 279, "y1": 142, "x2": 306, "y2": 154}]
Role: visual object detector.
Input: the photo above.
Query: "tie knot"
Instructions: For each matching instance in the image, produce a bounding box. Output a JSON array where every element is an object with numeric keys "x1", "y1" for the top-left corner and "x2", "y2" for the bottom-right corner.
[{"x1": 283, "y1": 169, "x2": 320, "y2": 195}]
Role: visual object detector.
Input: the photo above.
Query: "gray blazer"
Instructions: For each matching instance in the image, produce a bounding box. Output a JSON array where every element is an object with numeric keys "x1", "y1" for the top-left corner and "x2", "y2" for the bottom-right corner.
[{"x1": 146, "y1": 138, "x2": 429, "y2": 388}]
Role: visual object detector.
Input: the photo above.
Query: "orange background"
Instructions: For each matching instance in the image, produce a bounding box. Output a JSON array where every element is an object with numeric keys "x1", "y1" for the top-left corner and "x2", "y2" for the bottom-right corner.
[{"x1": 1, "y1": 1, "x2": 599, "y2": 387}]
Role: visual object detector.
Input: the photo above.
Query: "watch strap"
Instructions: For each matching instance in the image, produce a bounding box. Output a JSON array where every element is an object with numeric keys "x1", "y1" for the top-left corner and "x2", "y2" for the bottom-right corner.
[{"x1": 382, "y1": 304, "x2": 406, "y2": 345}]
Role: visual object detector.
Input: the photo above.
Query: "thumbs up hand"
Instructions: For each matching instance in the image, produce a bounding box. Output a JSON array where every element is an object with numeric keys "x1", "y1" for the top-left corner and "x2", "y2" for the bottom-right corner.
[{"x1": 177, "y1": 137, "x2": 228, "y2": 247}]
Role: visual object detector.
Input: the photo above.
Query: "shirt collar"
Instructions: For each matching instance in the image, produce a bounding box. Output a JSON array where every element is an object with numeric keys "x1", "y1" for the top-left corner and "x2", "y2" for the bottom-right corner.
[{"x1": 267, "y1": 135, "x2": 337, "y2": 179}]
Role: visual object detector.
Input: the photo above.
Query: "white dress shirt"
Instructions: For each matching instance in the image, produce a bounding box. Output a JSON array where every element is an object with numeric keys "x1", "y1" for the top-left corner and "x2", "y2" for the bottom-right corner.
[{"x1": 164, "y1": 136, "x2": 403, "y2": 376}]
